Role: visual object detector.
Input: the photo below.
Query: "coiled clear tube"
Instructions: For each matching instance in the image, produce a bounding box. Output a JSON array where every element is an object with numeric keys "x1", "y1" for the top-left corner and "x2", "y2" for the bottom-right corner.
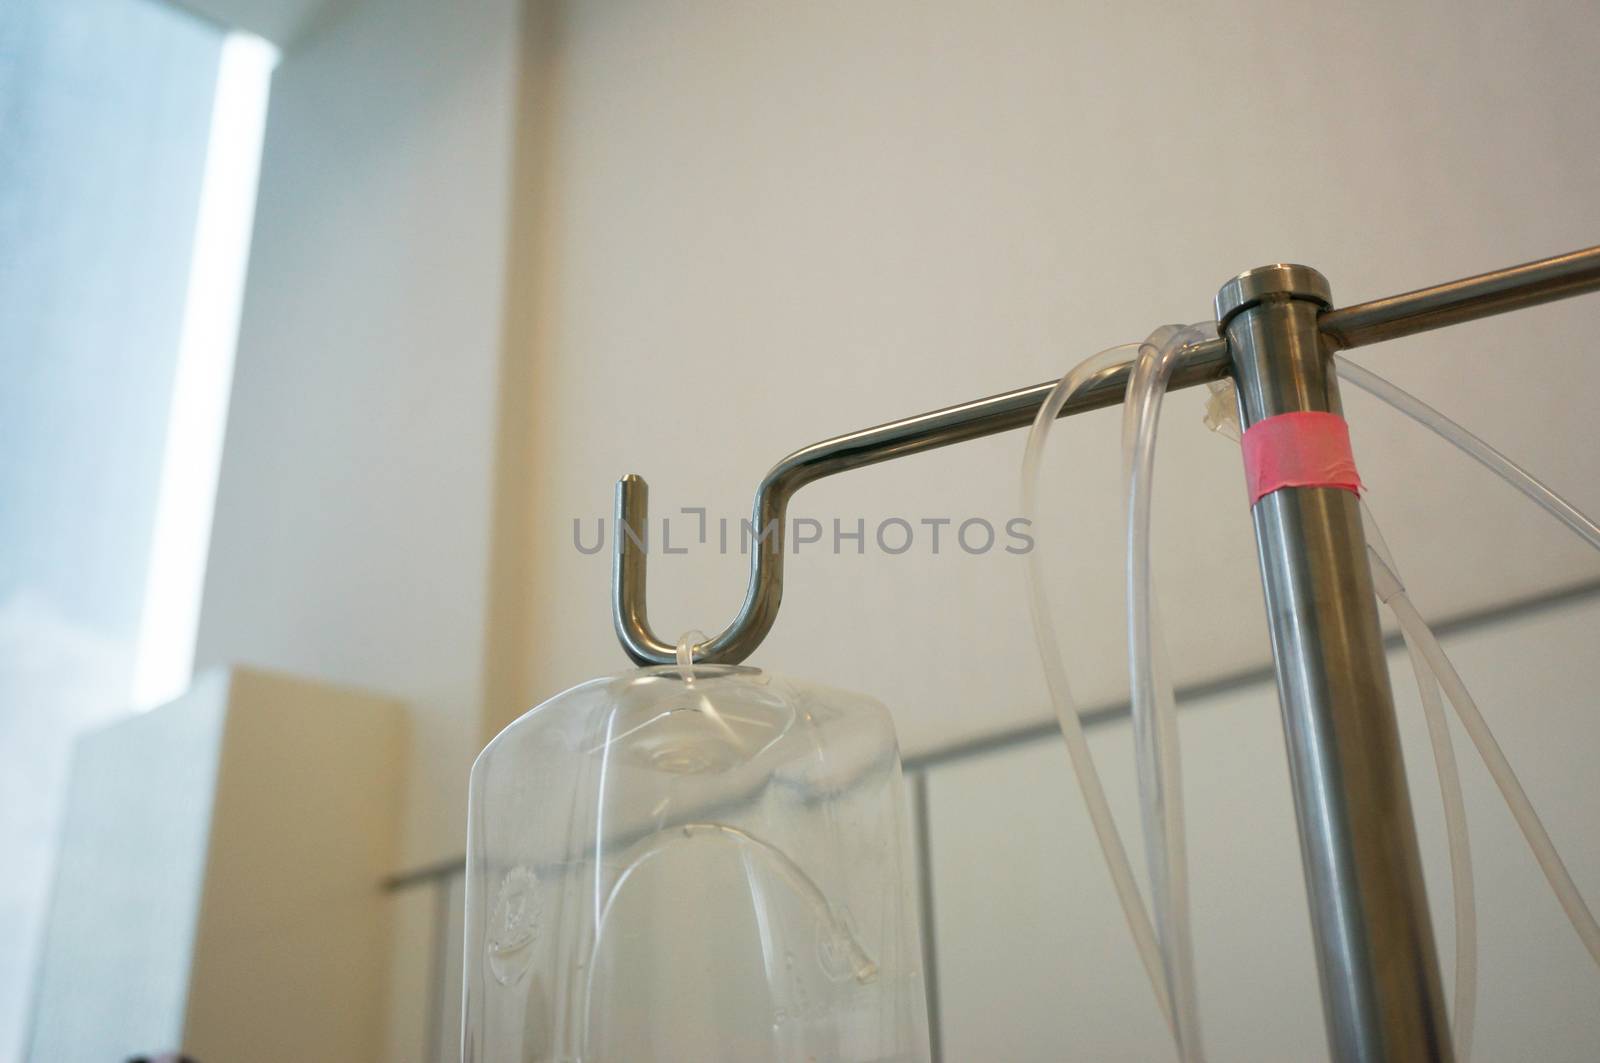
[
  {"x1": 1020, "y1": 342, "x2": 1176, "y2": 1037},
  {"x1": 1123, "y1": 324, "x2": 1215, "y2": 1063}
]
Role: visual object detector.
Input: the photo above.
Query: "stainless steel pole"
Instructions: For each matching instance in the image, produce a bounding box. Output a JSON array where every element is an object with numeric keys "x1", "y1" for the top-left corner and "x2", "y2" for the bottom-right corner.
[{"x1": 1218, "y1": 265, "x2": 1453, "y2": 1062}]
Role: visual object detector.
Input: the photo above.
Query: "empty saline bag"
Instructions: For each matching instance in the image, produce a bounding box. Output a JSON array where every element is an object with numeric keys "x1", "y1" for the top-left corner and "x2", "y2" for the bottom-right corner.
[{"x1": 462, "y1": 660, "x2": 931, "y2": 1062}]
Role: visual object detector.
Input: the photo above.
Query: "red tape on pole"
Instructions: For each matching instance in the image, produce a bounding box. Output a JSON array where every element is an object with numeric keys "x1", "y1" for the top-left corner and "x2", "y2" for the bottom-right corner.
[{"x1": 1240, "y1": 411, "x2": 1363, "y2": 505}]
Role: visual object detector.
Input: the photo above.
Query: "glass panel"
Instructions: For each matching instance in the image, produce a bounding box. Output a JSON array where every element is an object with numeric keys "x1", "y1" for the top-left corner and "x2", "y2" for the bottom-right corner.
[{"x1": 0, "y1": 0, "x2": 224, "y2": 1054}]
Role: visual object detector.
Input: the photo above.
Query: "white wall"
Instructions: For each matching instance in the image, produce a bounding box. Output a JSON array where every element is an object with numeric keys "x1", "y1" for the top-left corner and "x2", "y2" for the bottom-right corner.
[{"x1": 925, "y1": 592, "x2": 1600, "y2": 1061}]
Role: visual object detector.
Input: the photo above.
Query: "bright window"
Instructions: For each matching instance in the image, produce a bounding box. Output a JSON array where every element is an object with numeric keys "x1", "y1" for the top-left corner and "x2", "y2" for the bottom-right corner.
[{"x1": 0, "y1": 0, "x2": 274, "y2": 1054}]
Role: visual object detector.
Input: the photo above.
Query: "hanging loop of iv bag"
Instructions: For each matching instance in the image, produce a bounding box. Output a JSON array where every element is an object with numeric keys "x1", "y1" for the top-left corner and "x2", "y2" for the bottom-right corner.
[{"x1": 462, "y1": 651, "x2": 931, "y2": 1062}]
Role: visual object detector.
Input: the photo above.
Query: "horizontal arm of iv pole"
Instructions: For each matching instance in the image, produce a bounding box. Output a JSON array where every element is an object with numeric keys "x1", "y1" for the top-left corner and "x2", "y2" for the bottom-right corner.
[
  {"x1": 614, "y1": 338, "x2": 1231, "y2": 665},
  {"x1": 615, "y1": 242, "x2": 1600, "y2": 667},
  {"x1": 1320, "y1": 243, "x2": 1600, "y2": 349}
]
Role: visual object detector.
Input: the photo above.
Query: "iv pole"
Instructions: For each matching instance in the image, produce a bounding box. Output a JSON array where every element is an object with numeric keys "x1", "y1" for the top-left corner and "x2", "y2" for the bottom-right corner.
[
  {"x1": 1222, "y1": 264, "x2": 1446, "y2": 1060},
  {"x1": 610, "y1": 244, "x2": 1600, "y2": 1061}
]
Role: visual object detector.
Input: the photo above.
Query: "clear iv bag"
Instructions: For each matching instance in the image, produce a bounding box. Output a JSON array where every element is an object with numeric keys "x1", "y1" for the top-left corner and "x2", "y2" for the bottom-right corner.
[{"x1": 462, "y1": 663, "x2": 931, "y2": 1062}]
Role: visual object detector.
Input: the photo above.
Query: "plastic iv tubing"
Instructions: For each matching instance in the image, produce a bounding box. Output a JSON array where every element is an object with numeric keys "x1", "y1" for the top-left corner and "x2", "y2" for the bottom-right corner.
[
  {"x1": 1336, "y1": 358, "x2": 1600, "y2": 967},
  {"x1": 1022, "y1": 327, "x2": 1217, "y2": 1059},
  {"x1": 1123, "y1": 324, "x2": 1214, "y2": 1063},
  {"x1": 1379, "y1": 564, "x2": 1600, "y2": 969},
  {"x1": 1363, "y1": 507, "x2": 1479, "y2": 1062},
  {"x1": 1020, "y1": 341, "x2": 1177, "y2": 1038},
  {"x1": 1027, "y1": 339, "x2": 1600, "y2": 1059},
  {"x1": 1336, "y1": 358, "x2": 1600, "y2": 550}
]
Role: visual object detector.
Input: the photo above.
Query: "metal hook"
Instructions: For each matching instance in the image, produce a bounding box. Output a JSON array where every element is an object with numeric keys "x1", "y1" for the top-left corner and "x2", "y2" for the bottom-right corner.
[{"x1": 612, "y1": 337, "x2": 1231, "y2": 666}]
